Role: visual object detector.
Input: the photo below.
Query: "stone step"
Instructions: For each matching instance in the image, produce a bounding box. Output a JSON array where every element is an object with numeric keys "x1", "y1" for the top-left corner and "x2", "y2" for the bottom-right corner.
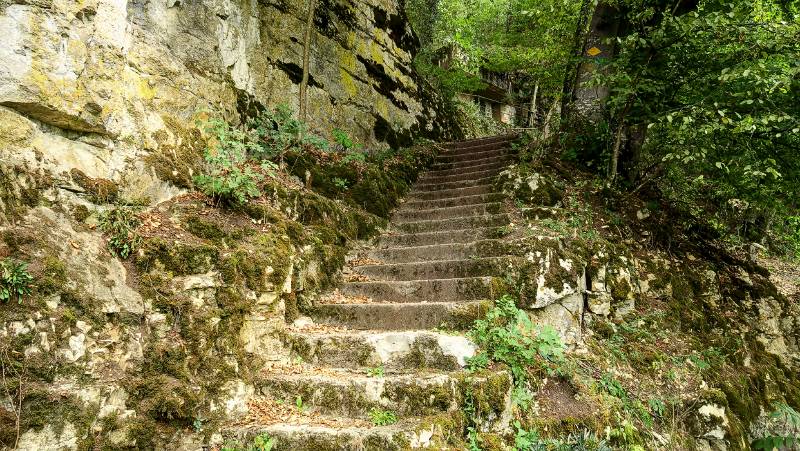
[
  {"x1": 378, "y1": 227, "x2": 505, "y2": 248},
  {"x1": 440, "y1": 142, "x2": 511, "y2": 156},
  {"x1": 312, "y1": 300, "x2": 491, "y2": 330},
  {"x1": 420, "y1": 167, "x2": 503, "y2": 184},
  {"x1": 406, "y1": 184, "x2": 494, "y2": 201},
  {"x1": 256, "y1": 370, "x2": 461, "y2": 419},
  {"x1": 394, "y1": 213, "x2": 511, "y2": 234},
  {"x1": 425, "y1": 159, "x2": 508, "y2": 177},
  {"x1": 414, "y1": 175, "x2": 498, "y2": 192},
  {"x1": 229, "y1": 415, "x2": 461, "y2": 451},
  {"x1": 367, "y1": 240, "x2": 513, "y2": 264},
  {"x1": 339, "y1": 277, "x2": 497, "y2": 303},
  {"x1": 255, "y1": 369, "x2": 511, "y2": 427},
  {"x1": 401, "y1": 193, "x2": 504, "y2": 211},
  {"x1": 393, "y1": 202, "x2": 503, "y2": 222},
  {"x1": 284, "y1": 330, "x2": 477, "y2": 371},
  {"x1": 434, "y1": 151, "x2": 509, "y2": 167},
  {"x1": 353, "y1": 256, "x2": 511, "y2": 281},
  {"x1": 444, "y1": 135, "x2": 516, "y2": 150}
]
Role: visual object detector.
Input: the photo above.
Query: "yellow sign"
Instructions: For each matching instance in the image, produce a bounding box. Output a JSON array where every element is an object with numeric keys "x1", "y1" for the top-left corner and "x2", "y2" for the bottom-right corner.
[{"x1": 587, "y1": 47, "x2": 602, "y2": 57}]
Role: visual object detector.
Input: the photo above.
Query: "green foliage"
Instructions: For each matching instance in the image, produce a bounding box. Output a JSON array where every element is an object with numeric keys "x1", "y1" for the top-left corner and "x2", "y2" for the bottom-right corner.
[
  {"x1": 221, "y1": 432, "x2": 275, "y2": 451},
  {"x1": 0, "y1": 258, "x2": 33, "y2": 303},
  {"x1": 98, "y1": 207, "x2": 142, "y2": 259},
  {"x1": 752, "y1": 403, "x2": 800, "y2": 450},
  {"x1": 469, "y1": 294, "x2": 565, "y2": 383},
  {"x1": 368, "y1": 408, "x2": 397, "y2": 426},
  {"x1": 193, "y1": 118, "x2": 264, "y2": 205},
  {"x1": 332, "y1": 128, "x2": 355, "y2": 150},
  {"x1": 365, "y1": 365, "x2": 385, "y2": 378},
  {"x1": 580, "y1": 0, "x2": 800, "y2": 250},
  {"x1": 513, "y1": 421, "x2": 612, "y2": 451}
]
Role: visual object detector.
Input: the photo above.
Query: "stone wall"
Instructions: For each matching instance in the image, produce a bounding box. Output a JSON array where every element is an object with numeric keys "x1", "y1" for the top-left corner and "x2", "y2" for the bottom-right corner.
[{"x1": 0, "y1": 0, "x2": 457, "y2": 207}]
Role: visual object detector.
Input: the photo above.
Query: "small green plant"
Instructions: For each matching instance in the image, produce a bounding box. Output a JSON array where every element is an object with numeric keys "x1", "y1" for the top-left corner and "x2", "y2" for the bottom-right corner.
[
  {"x1": 98, "y1": 207, "x2": 142, "y2": 259},
  {"x1": 648, "y1": 398, "x2": 666, "y2": 418},
  {"x1": 467, "y1": 426, "x2": 482, "y2": 451},
  {"x1": 332, "y1": 128, "x2": 355, "y2": 150},
  {"x1": 332, "y1": 177, "x2": 349, "y2": 190},
  {"x1": 342, "y1": 150, "x2": 367, "y2": 164},
  {"x1": 295, "y1": 395, "x2": 306, "y2": 412},
  {"x1": 221, "y1": 432, "x2": 275, "y2": 451},
  {"x1": 470, "y1": 294, "x2": 566, "y2": 383},
  {"x1": 465, "y1": 352, "x2": 489, "y2": 372},
  {"x1": 511, "y1": 386, "x2": 534, "y2": 411},
  {"x1": 365, "y1": 365, "x2": 385, "y2": 378},
  {"x1": 1, "y1": 259, "x2": 34, "y2": 304},
  {"x1": 752, "y1": 403, "x2": 800, "y2": 450},
  {"x1": 194, "y1": 119, "x2": 264, "y2": 205},
  {"x1": 368, "y1": 408, "x2": 397, "y2": 426}
]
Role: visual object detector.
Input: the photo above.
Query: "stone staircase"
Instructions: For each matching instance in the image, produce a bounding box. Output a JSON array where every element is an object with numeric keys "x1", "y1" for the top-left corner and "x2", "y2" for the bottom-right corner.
[{"x1": 236, "y1": 135, "x2": 519, "y2": 450}]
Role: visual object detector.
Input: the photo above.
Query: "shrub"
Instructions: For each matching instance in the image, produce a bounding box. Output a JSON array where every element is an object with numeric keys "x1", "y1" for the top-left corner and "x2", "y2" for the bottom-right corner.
[
  {"x1": 368, "y1": 408, "x2": 397, "y2": 426},
  {"x1": 469, "y1": 294, "x2": 565, "y2": 383},
  {"x1": 0, "y1": 258, "x2": 34, "y2": 303},
  {"x1": 194, "y1": 118, "x2": 264, "y2": 205},
  {"x1": 98, "y1": 207, "x2": 142, "y2": 259}
]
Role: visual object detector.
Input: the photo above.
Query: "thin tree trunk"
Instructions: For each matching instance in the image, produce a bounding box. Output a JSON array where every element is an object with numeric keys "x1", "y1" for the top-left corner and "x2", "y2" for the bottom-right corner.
[
  {"x1": 299, "y1": 0, "x2": 316, "y2": 123},
  {"x1": 530, "y1": 83, "x2": 539, "y2": 126}
]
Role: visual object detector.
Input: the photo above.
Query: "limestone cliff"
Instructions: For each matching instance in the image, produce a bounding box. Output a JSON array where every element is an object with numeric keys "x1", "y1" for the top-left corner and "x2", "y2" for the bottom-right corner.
[{"x1": 0, "y1": 0, "x2": 457, "y2": 208}]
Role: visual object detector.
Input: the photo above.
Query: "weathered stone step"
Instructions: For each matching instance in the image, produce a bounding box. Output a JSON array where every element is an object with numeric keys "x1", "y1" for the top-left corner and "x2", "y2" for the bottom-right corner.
[
  {"x1": 353, "y1": 256, "x2": 511, "y2": 281},
  {"x1": 255, "y1": 369, "x2": 511, "y2": 429},
  {"x1": 256, "y1": 370, "x2": 463, "y2": 419},
  {"x1": 440, "y1": 142, "x2": 511, "y2": 156},
  {"x1": 229, "y1": 415, "x2": 461, "y2": 451},
  {"x1": 395, "y1": 213, "x2": 511, "y2": 234},
  {"x1": 284, "y1": 330, "x2": 477, "y2": 371},
  {"x1": 379, "y1": 227, "x2": 505, "y2": 248},
  {"x1": 393, "y1": 202, "x2": 503, "y2": 222},
  {"x1": 339, "y1": 277, "x2": 496, "y2": 303},
  {"x1": 401, "y1": 193, "x2": 504, "y2": 212},
  {"x1": 414, "y1": 175, "x2": 498, "y2": 192},
  {"x1": 367, "y1": 240, "x2": 513, "y2": 264},
  {"x1": 312, "y1": 300, "x2": 491, "y2": 330},
  {"x1": 426, "y1": 159, "x2": 508, "y2": 177},
  {"x1": 407, "y1": 184, "x2": 494, "y2": 201},
  {"x1": 420, "y1": 167, "x2": 503, "y2": 184},
  {"x1": 434, "y1": 149, "x2": 508, "y2": 166},
  {"x1": 444, "y1": 135, "x2": 516, "y2": 150}
]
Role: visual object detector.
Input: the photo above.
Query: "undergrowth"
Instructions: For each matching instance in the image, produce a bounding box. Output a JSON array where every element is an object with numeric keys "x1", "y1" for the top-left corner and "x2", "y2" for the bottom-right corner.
[{"x1": 0, "y1": 258, "x2": 33, "y2": 303}]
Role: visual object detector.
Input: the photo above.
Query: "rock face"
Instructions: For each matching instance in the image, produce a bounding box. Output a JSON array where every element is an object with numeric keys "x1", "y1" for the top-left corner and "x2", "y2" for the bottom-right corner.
[{"x1": 0, "y1": 0, "x2": 457, "y2": 205}]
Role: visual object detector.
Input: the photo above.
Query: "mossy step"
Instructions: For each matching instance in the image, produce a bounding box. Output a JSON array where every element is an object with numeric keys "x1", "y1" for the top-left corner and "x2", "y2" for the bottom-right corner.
[
  {"x1": 443, "y1": 137, "x2": 516, "y2": 151},
  {"x1": 434, "y1": 151, "x2": 508, "y2": 168},
  {"x1": 255, "y1": 370, "x2": 471, "y2": 420},
  {"x1": 227, "y1": 414, "x2": 463, "y2": 451},
  {"x1": 402, "y1": 193, "x2": 504, "y2": 210},
  {"x1": 284, "y1": 330, "x2": 477, "y2": 371},
  {"x1": 414, "y1": 175, "x2": 498, "y2": 192},
  {"x1": 379, "y1": 227, "x2": 505, "y2": 248},
  {"x1": 353, "y1": 256, "x2": 512, "y2": 281},
  {"x1": 419, "y1": 167, "x2": 504, "y2": 184},
  {"x1": 393, "y1": 202, "x2": 504, "y2": 222},
  {"x1": 340, "y1": 277, "x2": 497, "y2": 303},
  {"x1": 394, "y1": 213, "x2": 511, "y2": 234},
  {"x1": 435, "y1": 148, "x2": 508, "y2": 164},
  {"x1": 406, "y1": 185, "x2": 495, "y2": 202},
  {"x1": 438, "y1": 143, "x2": 512, "y2": 157},
  {"x1": 367, "y1": 240, "x2": 513, "y2": 264},
  {"x1": 425, "y1": 160, "x2": 509, "y2": 177},
  {"x1": 255, "y1": 370, "x2": 512, "y2": 428},
  {"x1": 312, "y1": 300, "x2": 492, "y2": 330}
]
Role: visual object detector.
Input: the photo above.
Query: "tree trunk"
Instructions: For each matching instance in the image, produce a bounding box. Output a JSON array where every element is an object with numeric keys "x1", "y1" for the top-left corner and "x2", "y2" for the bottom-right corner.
[
  {"x1": 530, "y1": 83, "x2": 539, "y2": 126},
  {"x1": 299, "y1": 0, "x2": 316, "y2": 123},
  {"x1": 561, "y1": 0, "x2": 594, "y2": 119},
  {"x1": 571, "y1": 2, "x2": 621, "y2": 120}
]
